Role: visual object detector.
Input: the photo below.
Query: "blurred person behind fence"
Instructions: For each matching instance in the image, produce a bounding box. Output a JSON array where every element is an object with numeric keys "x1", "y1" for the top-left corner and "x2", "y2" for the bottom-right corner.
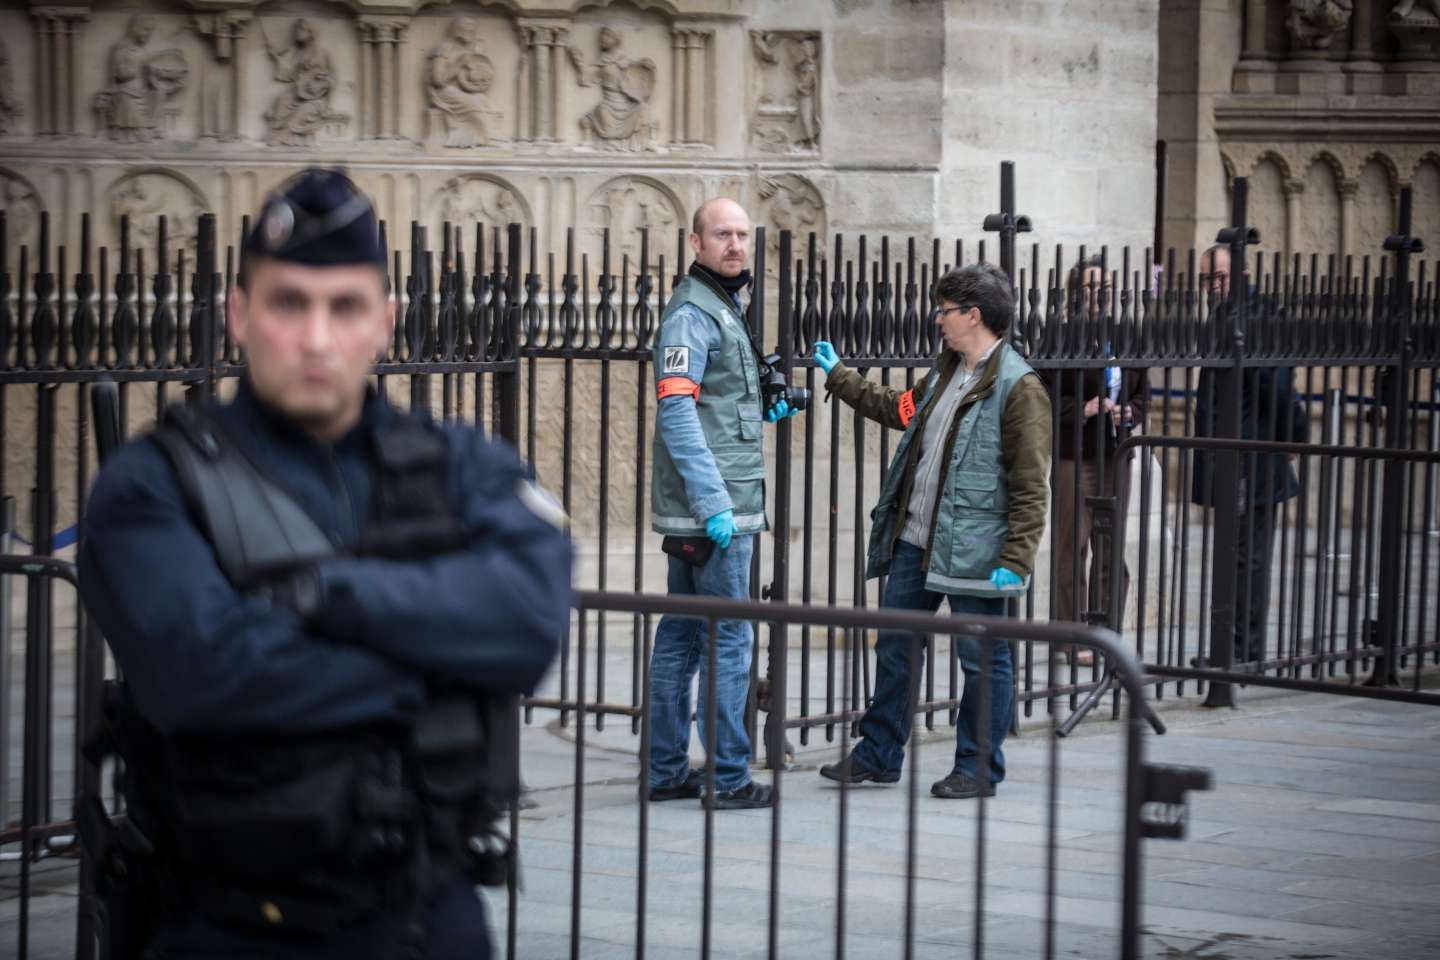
[
  {"x1": 1190, "y1": 244, "x2": 1308, "y2": 667},
  {"x1": 1051, "y1": 255, "x2": 1150, "y2": 663}
]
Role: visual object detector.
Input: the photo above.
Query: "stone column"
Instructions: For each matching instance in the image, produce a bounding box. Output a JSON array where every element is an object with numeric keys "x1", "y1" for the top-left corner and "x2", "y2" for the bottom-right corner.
[
  {"x1": 1344, "y1": 0, "x2": 1381, "y2": 75},
  {"x1": 30, "y1": 7, "x2": 88, "y2": 136},
  {"x1": 194, "y1": 11, "x2": 251, "y2": 140},
  {"x1": 360, "y1": 17, "x2": 410, "y2": 140},
  {"x1": 1237, "y1": 0, "x2": 1272, "y2": 69},
  {"x1": 1339, "y1": 178, "x2": 1359, "y2": 258},
  {"x1": 519, "y1": 20, "x2": 568, "y2": 142},
  {"x1": 670, "y1": 29, "x2": 686, "y2": 146},
  {"x1": 672, "y1": 26, "x2": 712, "y2": 146},
  {"x1": 1283, "y1": 178, "x2": 1305, "y2": 259}
]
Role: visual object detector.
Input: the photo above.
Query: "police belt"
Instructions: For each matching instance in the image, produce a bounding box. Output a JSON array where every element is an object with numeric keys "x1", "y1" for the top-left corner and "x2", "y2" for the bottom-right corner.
[{"x1": 79, "y1": 403, "x2": 519, "y2": 946}]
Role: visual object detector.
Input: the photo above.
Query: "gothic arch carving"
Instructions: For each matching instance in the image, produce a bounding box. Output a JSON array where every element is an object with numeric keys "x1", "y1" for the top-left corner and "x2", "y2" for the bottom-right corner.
[
  {"x1": 109, "y1": 167, "x2": 211, "y2": 249},
  {"x1": 1411, "y1": 151, "x2": 1440, "y2": 182},
  {"x1": 1251, "y1": 150, "x2": 1293, "y2": 183},
  {"x1": 1220, "y1": 151, "x2": 1238, "y2": 189},
  {"x1": 1307, "y1": 149, "x2": 1348, "y2": 185},
  {"x1": 585, "y1": 174, "x2": 685, "y2": 266},
  {"x1": 1361, "y1": 151, "x2": 1403, "y2": 198},
  {"x1": 0, "y1": 168, "x2": 43, "y2": 251},
  {"x1": 433, "y1": 173, "x2": 531, "y2": 230}
]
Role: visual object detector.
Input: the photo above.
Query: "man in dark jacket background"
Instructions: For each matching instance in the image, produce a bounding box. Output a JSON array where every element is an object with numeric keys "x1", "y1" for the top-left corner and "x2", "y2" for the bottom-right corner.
[{"x1": 1190, "y1": 244, "x2": 1308, "y2": 666}]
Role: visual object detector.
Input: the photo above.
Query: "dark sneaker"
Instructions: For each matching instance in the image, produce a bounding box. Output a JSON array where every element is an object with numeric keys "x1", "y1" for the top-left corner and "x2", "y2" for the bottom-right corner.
[
  {"x1": 819, "y1": 754, "x2": 900, "y2": 785},
  {"x1": 704, "y1": 781, "x2": 774, "y2": 810},
  {"x1": 648, "y1": 769, "x2": 703, "y2": 803},
  {"x1": 930, "y1": 772, "x2": 996, "y2": 800}
]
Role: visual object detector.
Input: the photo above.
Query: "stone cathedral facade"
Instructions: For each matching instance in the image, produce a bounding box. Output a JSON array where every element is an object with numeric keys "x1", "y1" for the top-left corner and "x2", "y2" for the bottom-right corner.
[{"x1": 0, "y1": 0, "x2": 1433, "y2": 277}]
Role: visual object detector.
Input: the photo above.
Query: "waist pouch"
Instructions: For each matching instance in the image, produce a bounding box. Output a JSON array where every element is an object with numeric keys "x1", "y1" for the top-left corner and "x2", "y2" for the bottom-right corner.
[{"x1": 164, "y1": 732, "x2": 418, "y2": 936}]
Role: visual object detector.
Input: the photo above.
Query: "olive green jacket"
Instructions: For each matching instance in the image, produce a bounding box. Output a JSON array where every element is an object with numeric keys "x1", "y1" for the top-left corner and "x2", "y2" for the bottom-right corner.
[{"x1": 825, "y1": 342, "x2": 1051, "y2": 596}]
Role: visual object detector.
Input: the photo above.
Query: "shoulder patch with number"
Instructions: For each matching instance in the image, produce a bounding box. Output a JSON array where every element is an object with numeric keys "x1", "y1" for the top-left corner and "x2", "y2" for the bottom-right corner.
[
  {"x1": 516, "y1": 479, "x2": 568, "y2": 531},
  {"x1": 662, "y1": 346, "x2": 690, "y2": 374}
]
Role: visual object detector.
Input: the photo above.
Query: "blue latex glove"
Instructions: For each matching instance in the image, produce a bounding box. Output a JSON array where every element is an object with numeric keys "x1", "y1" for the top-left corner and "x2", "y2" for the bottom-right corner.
[
  {"x1": 812, "y1": 341, "x2": 840, "y2": 374},
  {"x1": 765, "y1": 398, "x2": 799, "y2": 423},
  {"x1": 705, "y1": 509, "x2": 737, "y2": 549},
  {"x1": 990, "y1": 567, "x2": 1024, "y2": 590}
]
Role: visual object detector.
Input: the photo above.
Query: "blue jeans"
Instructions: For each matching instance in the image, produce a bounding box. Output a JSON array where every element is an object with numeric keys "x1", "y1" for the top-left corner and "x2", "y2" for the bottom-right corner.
[
  {"x1": 851, "y1": 542, "x2": 1014, "y2": 785},
  {"x1": 648, "y1": 534, "x2": 755, "y2": 792}
]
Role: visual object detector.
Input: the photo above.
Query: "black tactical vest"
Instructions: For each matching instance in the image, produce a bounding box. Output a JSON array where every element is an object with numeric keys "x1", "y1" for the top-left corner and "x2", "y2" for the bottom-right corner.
[{"x1": 81, "y1": 403, "x2": 518, "y2": 947}]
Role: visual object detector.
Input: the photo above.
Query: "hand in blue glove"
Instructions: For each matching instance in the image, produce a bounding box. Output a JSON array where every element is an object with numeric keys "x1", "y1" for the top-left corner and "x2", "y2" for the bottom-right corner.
[
  {"x1": 990, "y1": 567, "x2": 1024, "y2": 590},
  {"x1": 812, "y1": 341, "x2": 840, "y2": 374},
  {"x1": 705, "y1": 509, "x2": 737, "y2": 549},
  {"x1": 765, "y1": 398, "x2": 799, "y2": 423}
]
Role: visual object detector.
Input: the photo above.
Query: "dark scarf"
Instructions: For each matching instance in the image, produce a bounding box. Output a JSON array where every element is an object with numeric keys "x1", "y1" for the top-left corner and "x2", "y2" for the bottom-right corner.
[{"x1": 688, "y1": 261, "x2": 751, "y2": 303}]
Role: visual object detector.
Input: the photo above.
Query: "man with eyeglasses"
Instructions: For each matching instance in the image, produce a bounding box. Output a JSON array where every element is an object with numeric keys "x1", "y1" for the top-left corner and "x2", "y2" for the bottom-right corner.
[
  {"x1": 810, "y1": 263, "x2": 1051, "y2": 799},
  {"x1": 79, "y1": 168, "x2": 570, "y2": 959}
]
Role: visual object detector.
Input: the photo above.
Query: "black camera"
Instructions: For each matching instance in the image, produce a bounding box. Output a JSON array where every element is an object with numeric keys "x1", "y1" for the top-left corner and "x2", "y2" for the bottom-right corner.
[{"x1": 759, "y1": 354, "x2": 811, "y2": 413}]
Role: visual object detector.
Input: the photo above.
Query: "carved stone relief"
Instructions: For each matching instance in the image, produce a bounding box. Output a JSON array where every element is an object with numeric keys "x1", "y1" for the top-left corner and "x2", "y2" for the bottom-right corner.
[
  {"x1": 94, "y1": 15, "x2": 190, "y2": 142},
  {"x1": 260, "y1": 18, "x2": 350, "y2": 146},
  {"x1": 568, "y1": 27, "x2": 658, "y2": 151},
  {"x1": 1390, "y1": 0, "x2": 1440, "y2": 59},
  {"x1": 0, "y1": 37, "x2": 21, "y2": 135},
  {"x1": 427, "y1": 18, "x2": 499, "y2": 147},
  {"x1": 756, "y1": 174, "x2": 826, "y2": 273},
  {"x1": 1286, "y1": 1, "x2": 1354, "y2": 52},
  {"x1": 751, "y1": 32, "x2": 820, "y2": 154},
  {"x1": 436, "y1": 175, "x2": 528, "y2": 230},
  {"x1": 109, "y1": 170, "x2": 209, "y2": 250},
  {"x1": 1, "y1": 171, "x2": 42, "y2": 256},
  {"x1": 587, "y1": 177, "x2": 681, "y2": 265}
]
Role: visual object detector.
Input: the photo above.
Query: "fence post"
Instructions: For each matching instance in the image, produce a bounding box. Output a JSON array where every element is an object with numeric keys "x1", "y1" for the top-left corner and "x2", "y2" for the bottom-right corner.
[
  {"x1": 982, "y1": 160, "x2": 1032, "y2": 286},
  {"x1": 1204, "y1": 177, "x2": 1259, "y2": 709},
  {"x1": 766, "y1": 230, "x2": 794, "y2": 772},
  {"x1": 495, "y1": 223, "x2": 523, "y2": 446},
  {"x1": 1372, "y1": 187, "x2": 1424, "y2": 685}
]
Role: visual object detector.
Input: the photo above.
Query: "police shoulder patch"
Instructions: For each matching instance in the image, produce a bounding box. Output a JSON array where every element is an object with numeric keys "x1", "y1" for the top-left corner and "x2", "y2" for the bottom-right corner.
[
  {"x1": 516, "y1": 478, "x2": 568, "y2": 531},
  {"x1": 662, "y1": 346, "x2": 690, "y2": 374}
]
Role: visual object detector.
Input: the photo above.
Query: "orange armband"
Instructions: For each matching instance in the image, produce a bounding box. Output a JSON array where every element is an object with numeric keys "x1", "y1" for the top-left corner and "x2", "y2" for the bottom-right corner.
[
  {"x1": 657, "y1": 377, "x2": 701, "y2": 401},
  {"x1": 898, "y1": 389, "x2": 917, "y2": 427}
]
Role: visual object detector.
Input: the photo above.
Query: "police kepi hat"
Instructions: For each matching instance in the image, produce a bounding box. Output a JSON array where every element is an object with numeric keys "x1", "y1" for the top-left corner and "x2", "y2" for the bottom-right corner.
[{"x1": 244, "y1": 168, "x2": 386, "y2": 268}]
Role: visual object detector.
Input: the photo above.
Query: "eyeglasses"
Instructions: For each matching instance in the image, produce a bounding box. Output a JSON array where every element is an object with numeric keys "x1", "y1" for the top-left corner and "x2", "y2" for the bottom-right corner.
[{"x1": 933, "y1": 304, "x2": 972, "y2": 320}]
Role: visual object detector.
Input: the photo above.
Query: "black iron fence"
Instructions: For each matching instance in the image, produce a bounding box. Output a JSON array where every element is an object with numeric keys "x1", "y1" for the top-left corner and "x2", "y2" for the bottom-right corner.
[{"x1": 0, "y1": 163, "x2": 1436, "y2": 955}]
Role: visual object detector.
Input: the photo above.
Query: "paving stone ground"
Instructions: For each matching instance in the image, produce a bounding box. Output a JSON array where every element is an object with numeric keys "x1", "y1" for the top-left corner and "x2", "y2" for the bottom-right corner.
[{"x1": 7, "y1": 684, "x2": 1438, "y2": 959}]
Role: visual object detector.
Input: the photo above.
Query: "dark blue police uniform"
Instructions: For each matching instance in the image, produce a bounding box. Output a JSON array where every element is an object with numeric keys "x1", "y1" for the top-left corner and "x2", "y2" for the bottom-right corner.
[{"x1": 77, "y1": 169, "x2": 570, "y2": 959}]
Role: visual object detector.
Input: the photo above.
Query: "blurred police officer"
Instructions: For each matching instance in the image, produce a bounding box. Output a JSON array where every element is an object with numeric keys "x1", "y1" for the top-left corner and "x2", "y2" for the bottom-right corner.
[
  {"x1": 79, "y1": 168, "x2": 570, "y2": 959},
  {"x1": 647, "y1": 198, "x2": 799, "y2": 810}
]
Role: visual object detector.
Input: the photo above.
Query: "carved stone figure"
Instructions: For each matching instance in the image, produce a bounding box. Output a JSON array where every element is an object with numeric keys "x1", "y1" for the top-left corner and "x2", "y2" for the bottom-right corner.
[
  {"x1": 1389, "y1": 0, "x2": 1440, "y2": 59},
  {"x1": 0, "y1": 37, "x2": 21, "y2": 136},
  {"x1": 568, "y1": 28, "x2": 657, "y2": 151},
  {"x1": 1392, "y1": 0, "x2": 1440, "y2": 18},
  {"x1": 751, "y1": 32, "x2": 821, "y2": 154},
  {"x1": 1286, "y1": 0, "x2": 1354, "y2": 51},
  {"x1": 587, "y1": 178, "x2": 679, "y2": 264},
  {"x1": 110, "y1": 171, "x2": 209, "y2": 249},
  {"x1": 262, "y1": 18, "x2": 350, "y2": 146},
  {"x1": 438, "y1": 176, "x2": 526, "y2": 227},
  {"x1": 93, "y1": 15, "x2": 190, "y2": 142},
  {"x1": 428, "y1": 18, "x2": 499, "y2": 147},
  {"x1": 793, "y1": 38, "x2": 820, "y2": 150},
  {"x1": 757, "y1": 175, "x2": 826, "y2": 274},
  {"x1": 2, "y1": 173, "x2": 41, "y2": 251}
]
